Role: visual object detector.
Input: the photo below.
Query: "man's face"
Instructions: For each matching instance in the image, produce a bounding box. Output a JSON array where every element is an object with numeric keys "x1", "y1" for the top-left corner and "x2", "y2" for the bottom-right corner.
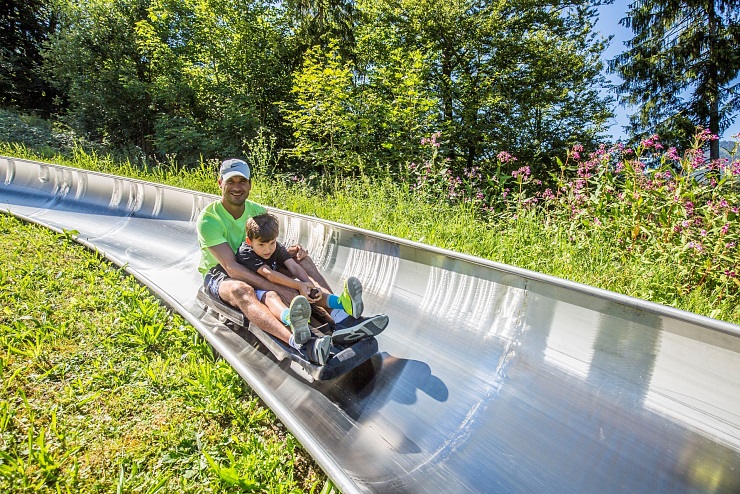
[
  {"x1": 220, "y1": 175, "x2": 251, "y2": 207},
  {"x1": 250, "y1": 237, "x2": 277, "y2": 260}
]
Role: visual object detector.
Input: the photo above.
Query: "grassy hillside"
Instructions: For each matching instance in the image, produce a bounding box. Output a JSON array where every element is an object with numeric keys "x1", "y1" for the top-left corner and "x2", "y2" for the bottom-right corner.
[
  {"x1": 0, "y1": 215, "x2": 323, "y2": 492},
  {"x1": 2, "y1": 137, "x2": 738, "y2": 325}
]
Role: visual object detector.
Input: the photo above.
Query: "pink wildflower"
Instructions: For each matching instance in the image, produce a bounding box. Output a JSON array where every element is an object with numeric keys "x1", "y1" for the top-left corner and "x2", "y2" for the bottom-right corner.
[
  {"x1": 687, "y1": 241, "x2": 705, "y2": 252},
  {"x1": 421, "y1": 132, "x2": 442, "y2": 148},
  {"x1": 731, "y1": 160, "x2": 740, "y2": 176},
  {"x1": 696, "y1": 128, "x2": 719, "y2": 143},
  {"x1": 497, "y1": 151, "x2": 517, "y2": 164},
  {"x1": 666, "y1": 147, "x2": 681, "y2": 161},
  {"x1": 640, "y1": 134, "x2": 663, "y2": 150}
]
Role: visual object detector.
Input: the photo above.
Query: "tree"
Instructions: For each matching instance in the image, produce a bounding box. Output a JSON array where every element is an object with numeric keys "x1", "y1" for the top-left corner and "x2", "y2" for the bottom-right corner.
[
  {"x1": 135, "y1": 0, "x2": 295, "y2": 163},
  {"x1": 0, "y1": 0, "x2": 58, "y2": 114},
  {"x1": 44, "y1": 0, "x2": 155, "y2": 155},
  {"x1": 610, "y1": 0, "x2": 740, "y2": 159},
  {"x1": 283, "y1": 39, "x2": 436, "y2": 177},
  {"x1": 282, "y1": 42, "x2": 359, "y2": 175},
  {"x1": 45, "y1": 0, "x2": 294, "y2": 164},
  {"x1": 283, "y1": 0, "x2": 359, "y2": 62},
  {"x1": 356, "y1": 0, "x2": 612, "y2": 174}
]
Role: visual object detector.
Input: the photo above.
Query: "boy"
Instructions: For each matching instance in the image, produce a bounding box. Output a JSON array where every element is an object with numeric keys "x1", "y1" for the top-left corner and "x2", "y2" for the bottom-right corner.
[{"x1": 237, "y1": 214, "x2": 366, "y2": 359}]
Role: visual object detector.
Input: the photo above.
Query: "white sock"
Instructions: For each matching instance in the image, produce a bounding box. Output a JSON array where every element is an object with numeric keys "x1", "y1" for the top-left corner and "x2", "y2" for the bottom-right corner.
[
  {"x1": 288, "y1": 335, "x2": 302, "y2": 350},
  {"x1": 331, "y1": 309, "x2": 349, "y2": 323}
]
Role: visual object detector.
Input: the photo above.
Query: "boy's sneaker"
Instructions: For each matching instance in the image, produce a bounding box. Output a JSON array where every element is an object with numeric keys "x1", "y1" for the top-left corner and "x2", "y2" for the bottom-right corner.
[
  {"x1": 301, "y1": 335, "x2": 331, "y2": 366},
  {"x1": 288, "y1": 296, "x2": 312, "y2": 345},
  {"x1": 338, "y1": 276, "x2": 364, "y2": 318},
  {"x1": 332, "y1": 314, "x2": 389, "y2": 345}
]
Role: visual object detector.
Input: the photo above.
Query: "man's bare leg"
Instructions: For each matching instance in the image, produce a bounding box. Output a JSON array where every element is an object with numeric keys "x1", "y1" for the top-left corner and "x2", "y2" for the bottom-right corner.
[
  {"x1": 296, "y1": 256, "x2": 332, "y2": 292},
  {"x1": 218, "y1": 279, "x2": 293, "y2": 343}
]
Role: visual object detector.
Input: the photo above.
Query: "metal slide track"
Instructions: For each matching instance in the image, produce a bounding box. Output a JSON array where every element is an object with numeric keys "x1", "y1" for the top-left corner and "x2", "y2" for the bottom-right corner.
[{"x1": 2, "y1": 156, "x2": 739, "y2": 493}]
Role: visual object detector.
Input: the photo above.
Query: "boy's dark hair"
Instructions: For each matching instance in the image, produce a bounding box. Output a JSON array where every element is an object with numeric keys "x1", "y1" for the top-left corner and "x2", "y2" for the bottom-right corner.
[{"x1": 247, "y1": 213, "x2": 279, "y2": 241}]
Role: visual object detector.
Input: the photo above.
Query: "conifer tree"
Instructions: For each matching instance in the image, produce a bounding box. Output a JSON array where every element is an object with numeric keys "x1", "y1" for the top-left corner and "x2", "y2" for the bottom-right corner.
[{"x1": 610, "y1": 0, "x2": 740, "y2": 158}]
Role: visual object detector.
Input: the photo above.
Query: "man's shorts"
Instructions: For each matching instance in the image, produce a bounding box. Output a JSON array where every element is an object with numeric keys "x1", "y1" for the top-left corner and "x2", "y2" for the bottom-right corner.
[{"x1": 204, "y1": 265, "x2": 268, "y2": 303}]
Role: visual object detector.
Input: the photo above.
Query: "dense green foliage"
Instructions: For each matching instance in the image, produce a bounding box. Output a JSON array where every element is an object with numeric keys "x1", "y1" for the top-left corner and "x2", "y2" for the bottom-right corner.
[
  {"x1": 1, "y1": 0, "x2": 614, "y2": 173},
  {"x1": 0, "y1": 0, "x2": 58, "y2": 113},
  {"x1": 354, "y1": 0, "x2": 612, "y2": 170},
  {"x1": 0, "y1": 215, "x2": 324, "y2": 492},
  {"x1": 610, "y1": 0, "x2": 740, "y2": 158}
]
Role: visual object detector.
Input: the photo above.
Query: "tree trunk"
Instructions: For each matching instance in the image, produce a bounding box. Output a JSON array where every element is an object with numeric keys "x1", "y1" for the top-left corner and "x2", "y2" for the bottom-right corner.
[
  {"x1": 708, "y1": 0, "x2": 720, "y2": 160},
  {"x1": 441, "y1": 47, "x2": 456, "y2": 163}
]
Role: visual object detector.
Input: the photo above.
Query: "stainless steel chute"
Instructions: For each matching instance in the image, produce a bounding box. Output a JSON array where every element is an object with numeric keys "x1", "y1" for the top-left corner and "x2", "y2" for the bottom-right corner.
[{"x1": 2, "y1": 156, "x2": 739, "y2": 493}]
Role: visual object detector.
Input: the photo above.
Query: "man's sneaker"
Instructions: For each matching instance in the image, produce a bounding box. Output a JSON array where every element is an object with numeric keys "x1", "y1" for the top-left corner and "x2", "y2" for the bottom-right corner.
[
  {"x1": 288, "y1": 296, "x2": 312, "y2": 345},
  {"x1": 301, "y1": 335, "x2": 331, "y2": 366},
  {"x1": 337, "y1": 276, "x2": 364, "y2": 317},
  {"x1": 332, "y1": 314, "x2": 389, "y2": 345}
]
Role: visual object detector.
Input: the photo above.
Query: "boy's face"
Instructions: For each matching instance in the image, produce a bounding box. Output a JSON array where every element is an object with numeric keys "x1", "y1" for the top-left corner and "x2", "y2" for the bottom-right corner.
[{"x1": 250, "y1": 237, "x2": 277, "y2": 260}]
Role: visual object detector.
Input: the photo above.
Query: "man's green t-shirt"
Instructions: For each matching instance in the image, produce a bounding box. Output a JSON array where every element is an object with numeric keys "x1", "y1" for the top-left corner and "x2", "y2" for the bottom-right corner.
[{"x1": 196, "y1": 200, "x2": 266, "y2": 276}]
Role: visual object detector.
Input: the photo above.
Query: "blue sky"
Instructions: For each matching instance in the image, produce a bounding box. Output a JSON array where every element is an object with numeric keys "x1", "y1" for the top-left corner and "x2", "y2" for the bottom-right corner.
[{"x1": 596, "y1": 0, "x2": 740, "y2": 142}]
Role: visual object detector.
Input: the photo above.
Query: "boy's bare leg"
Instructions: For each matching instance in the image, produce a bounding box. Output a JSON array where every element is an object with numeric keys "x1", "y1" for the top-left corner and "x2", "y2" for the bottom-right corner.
[
  {"x1": 218, "y1": 279, "x2": 292, "y2": 343},
  {"x1": 263, "y1": 291, "x2": 289, "y2": 321}
]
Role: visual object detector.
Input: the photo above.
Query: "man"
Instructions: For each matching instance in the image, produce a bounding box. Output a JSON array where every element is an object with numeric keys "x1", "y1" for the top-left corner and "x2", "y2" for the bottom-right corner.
[{"x1": 197, "y1": 158, "x2": 387, "y2": 365}]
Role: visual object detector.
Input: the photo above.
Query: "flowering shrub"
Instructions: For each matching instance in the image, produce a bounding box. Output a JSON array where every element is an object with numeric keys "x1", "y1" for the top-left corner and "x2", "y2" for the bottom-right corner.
[
  {"x1": 409, "y1": 129, "x2": 739, "y2": 302},
  {"x1": 553, "y1": 129, "x2": 738, "y2": 299},
  {"x1": 408, "y1": 134, "x2": 541, "y2": 214}
]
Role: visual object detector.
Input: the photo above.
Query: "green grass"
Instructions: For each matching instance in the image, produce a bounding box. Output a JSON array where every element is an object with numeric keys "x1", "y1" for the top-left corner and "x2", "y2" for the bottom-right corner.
[{"x1": 0, "y1": 214, "x2": 323, "y2": 492}]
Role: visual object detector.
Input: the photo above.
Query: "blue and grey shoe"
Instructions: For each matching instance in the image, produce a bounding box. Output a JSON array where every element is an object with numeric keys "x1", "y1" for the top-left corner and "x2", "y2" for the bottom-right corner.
[
  {"x1": 288, "y1": 295, "x2": 312, "y2": 345},
  {"x1": 332, "y1": 314, "x2": 389, "y2": 345},
  {"x1": 301, "y1": 335, "x2": 331, "y2": 365}
]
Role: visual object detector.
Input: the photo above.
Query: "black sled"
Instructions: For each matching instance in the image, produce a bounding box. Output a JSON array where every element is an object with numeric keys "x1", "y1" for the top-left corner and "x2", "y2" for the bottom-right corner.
[{"x1": 196, "y1": 287, "x2": 381, "y2": 382}]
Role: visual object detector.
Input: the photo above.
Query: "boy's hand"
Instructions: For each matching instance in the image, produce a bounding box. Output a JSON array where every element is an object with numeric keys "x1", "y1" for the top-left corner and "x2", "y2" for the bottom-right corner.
[{"x1": 298, "y1": 281, "x2": 320, "y2": 301}]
